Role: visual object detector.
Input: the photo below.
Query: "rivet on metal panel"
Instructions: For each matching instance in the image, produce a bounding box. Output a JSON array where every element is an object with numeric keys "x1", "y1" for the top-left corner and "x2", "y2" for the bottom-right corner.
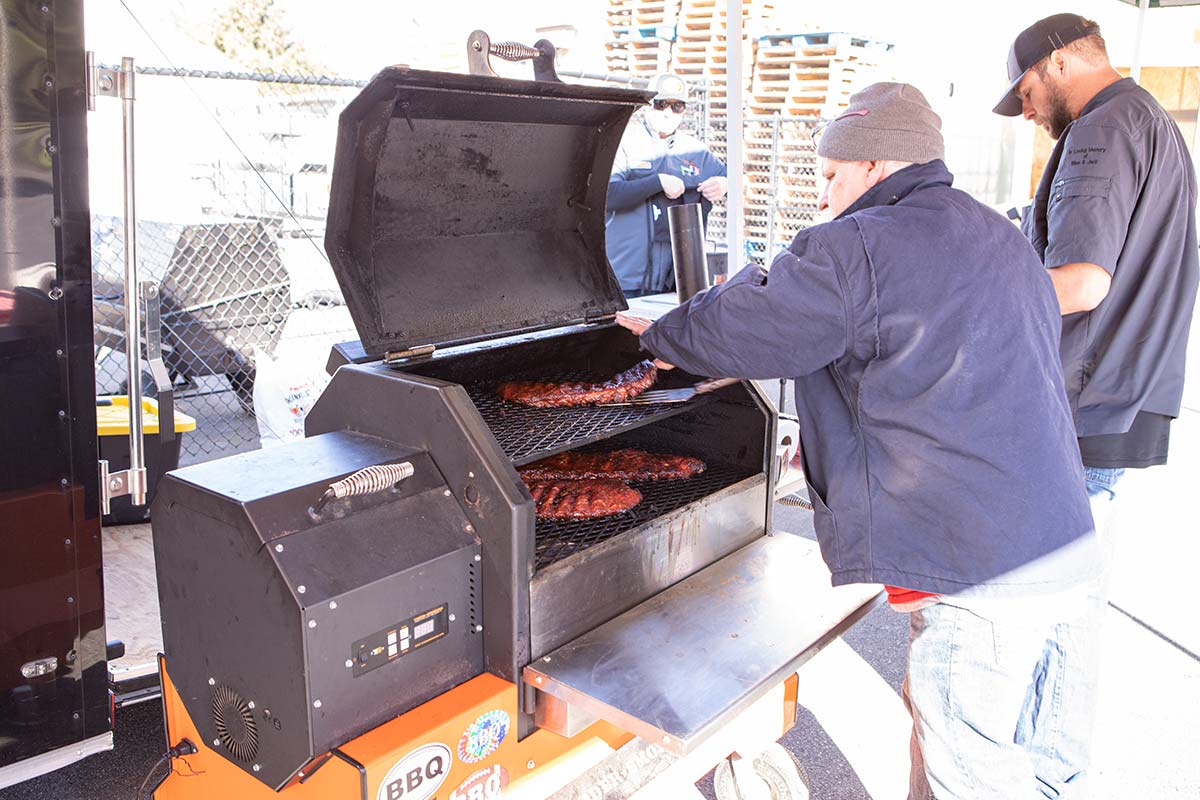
[
  {"x1": 444, "y1": 489, "x2": 453, "y2": 497},
  {"x1": 543, "y1": 656, "x2": 551, "y2": 662},
  {"x1": 298, "y1": 585, "x2": 306, "y2": 594},
  {"x1": 449, "y1": 614, "x2": 456, "y2": 622},
  {"x1": 308, "y1": 620, "x2": 317, "y2": 629},
  {"x1": 475, "y1": 625, "x2": 484, "y2": 633},
  {"x1": 208, "y1": 677, "x2": 215, "y2": 685},
  {"x1": 465, "y1": 524, "x2": 474, "y2": 533},
  {"x1": 48, "y1": 286, "x2": 63, "y2": 300},
  {"x1": 535, "y1": 676, "x2": 543, "y2": 684},
  {"x1": 66, "y1": 596, "x2": 74, "y2": 605},
  {"x1": 60, "y1": 478, "x2": 69, "y2": 487},
  {"x1": 253, "y1": 765, "x2": 261, "y2": 773},
  {"x1": 329, "y1": 601, "x2": 337, "y2": 610},
  {"x1": 51, "y1": 216, "x2": 61, "y2": 227},
  {"x1": 248, "y1": 701, "x2": 255, "y2": 710},
  {"x1": 474, "y1": 554, "x2": 481, "y2": 562},
  {"x1": 345, "y1": 659, "x2": 353, "y2": 668},
  {"x1": 64, "y1": 539, "x2": 71, "y2": 547},
  {"x1": 526, "y1": 760, "x2": 535, "y2": 770},
  {"x1": 313, "y1": 700, "x2": 322, "y2": 709},
  {"x1": 44, "y1": 77, "x2": 54, "y2": 89},
  {"x1": 58, "y1": 410, "x2": 66, "y2": 418},
  {"x1": 56, "y1": 349, "x2": 63, "y2": 356},
  {"x1": 468, "y1": 472, "x2": 475, "y2": 479},
  {"x1": 213, "y1": 738, "x2": 221, "y2": 747},
  {"x1": 45, "y1": 142, "x2": 57, "y2": 155},
  {"x1": 73, "y1": 712, "x2": 80, "y2": 720},
  {"x1": 275, "y1": 544, "x2": 284, "y2": 552}
]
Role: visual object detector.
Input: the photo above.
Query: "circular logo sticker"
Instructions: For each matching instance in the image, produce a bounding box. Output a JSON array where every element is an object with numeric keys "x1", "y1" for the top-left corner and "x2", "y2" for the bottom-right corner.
[
  {"x1": 449, "y1": 764, "x2": 509, "y2": 800},
  {"x1": 376, "y1": 743, "x2": 451, "y2": 800},
  {"x1": 456, "y1": 710, "x2": 510, "y2": 764}
]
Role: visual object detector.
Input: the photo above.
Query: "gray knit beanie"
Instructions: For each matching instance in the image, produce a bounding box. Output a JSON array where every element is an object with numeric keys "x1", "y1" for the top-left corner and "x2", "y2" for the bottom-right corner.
[{"x1": 816, "y1": 82, "x2": 944, "y2": 164}]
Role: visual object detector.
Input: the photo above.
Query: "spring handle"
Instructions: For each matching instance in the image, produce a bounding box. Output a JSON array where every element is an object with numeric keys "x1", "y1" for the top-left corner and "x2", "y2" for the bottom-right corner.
[
  {"x1": 490, "y1": 41, "x2": 542, "y2": 62},
  {"x1": 315, "y1": 462, "x2": 414, "y2": 511},
  {"x1": 778, "y1": 493, "x2": 814, "y2": 511}
]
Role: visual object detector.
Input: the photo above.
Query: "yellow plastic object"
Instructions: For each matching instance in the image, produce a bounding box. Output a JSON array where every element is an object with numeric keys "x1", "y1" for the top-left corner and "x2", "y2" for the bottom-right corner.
[{"x1": 96, "y1": 396, "x2": 196, "y2": 436}]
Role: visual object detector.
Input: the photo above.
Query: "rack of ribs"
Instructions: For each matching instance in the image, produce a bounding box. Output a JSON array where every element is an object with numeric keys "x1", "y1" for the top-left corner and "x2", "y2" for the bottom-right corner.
[
  {"x1": 497, "y1": 360, "x2": 658, "y2": 408},
  {"x1": 519, "y1": 448, "x2": 706, "y2": 483},
  {"x1": 524, "y1": 478, "x2": 643, "y2": 520}
]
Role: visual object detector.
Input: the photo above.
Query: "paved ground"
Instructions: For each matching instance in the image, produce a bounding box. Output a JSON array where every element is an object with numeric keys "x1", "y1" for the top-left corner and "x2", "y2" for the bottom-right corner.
[{"x1": 9, "y1": 374, "x2": 1198, "y2": 798}]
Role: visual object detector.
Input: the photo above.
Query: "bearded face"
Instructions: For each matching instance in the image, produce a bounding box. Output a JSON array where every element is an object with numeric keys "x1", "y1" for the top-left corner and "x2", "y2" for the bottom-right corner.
[{"x1": 1041, "y1": 74, "x2": 1076, "y2": 140}]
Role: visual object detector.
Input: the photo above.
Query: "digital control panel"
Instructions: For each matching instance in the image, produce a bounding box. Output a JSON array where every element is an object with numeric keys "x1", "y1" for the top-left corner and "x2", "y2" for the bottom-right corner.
[{"x1": 351, "y1": 603, "x2": 449, "y2": 677}]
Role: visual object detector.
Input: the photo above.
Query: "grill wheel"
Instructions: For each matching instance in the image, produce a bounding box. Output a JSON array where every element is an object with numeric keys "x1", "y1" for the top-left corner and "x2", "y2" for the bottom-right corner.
[{"x1": 211, "y1": 685, "x2": 259, "y2": 762}]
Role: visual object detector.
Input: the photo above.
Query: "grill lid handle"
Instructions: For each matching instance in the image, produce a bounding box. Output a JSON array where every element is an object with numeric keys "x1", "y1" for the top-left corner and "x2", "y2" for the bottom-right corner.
[
  {"x1": 312, "y1": 462, "x2": 414, "y2": 514},
  {"x1": 467, "y1": 29, "x2": 561, "y2": 82}
]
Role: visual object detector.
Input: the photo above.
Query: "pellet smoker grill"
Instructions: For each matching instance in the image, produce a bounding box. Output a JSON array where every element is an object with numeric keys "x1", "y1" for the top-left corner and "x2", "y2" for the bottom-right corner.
[{"x1": 151, "y1": 36, "x2": 876, "y2": 800}]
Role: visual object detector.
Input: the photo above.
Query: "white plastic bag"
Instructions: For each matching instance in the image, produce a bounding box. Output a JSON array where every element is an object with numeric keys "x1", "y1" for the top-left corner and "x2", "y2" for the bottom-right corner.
[{"x1": 252, "y1": 347, "x2": 329, "y2": 448}]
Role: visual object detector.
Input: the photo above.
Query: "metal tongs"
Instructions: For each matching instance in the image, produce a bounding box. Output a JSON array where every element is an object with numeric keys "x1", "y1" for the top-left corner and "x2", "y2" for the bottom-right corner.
[{"x1": 606, "y1": 377, "x2": 741, "y2": 406}]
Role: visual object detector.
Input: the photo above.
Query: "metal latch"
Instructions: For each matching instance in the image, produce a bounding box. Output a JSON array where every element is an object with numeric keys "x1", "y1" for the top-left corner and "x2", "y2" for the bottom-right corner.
[
  {"x1": 89, "y1": 52, "x2": 151, "y2": 516},
  {"x1": 99, "y1": 458, "x2": 146, "y2": 516},
  {"x1": 85, "y1": 51, "x2": 123, "y2": 110}
]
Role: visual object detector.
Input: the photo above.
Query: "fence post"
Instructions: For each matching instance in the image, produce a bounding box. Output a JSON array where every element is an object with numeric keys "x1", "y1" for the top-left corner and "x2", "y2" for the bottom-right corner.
[{"x1": 765, "y1": 113, "x2": 781, "y2": 258}]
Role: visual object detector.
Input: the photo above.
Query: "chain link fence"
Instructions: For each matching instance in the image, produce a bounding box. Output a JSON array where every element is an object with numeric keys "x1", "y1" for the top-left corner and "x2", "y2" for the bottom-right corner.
[
  {"x1": 90, "y1": 65, "x2": 824, "y2": 466},
  {"x1": 90, "y1": 67, "x2": 364, "y2": 465}
]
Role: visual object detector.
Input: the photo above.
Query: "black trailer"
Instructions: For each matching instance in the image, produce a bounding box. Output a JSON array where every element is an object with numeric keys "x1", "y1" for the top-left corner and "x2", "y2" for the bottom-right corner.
[{"x1": 0, "y1": 0, "x2": 113, "y2": 788}]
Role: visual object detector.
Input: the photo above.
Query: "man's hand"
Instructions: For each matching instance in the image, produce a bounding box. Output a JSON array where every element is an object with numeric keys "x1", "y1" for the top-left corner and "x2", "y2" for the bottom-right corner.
[
  {"x1": 614, "y1": 312, "x2": 675, "y2": 370},
  {"x1": 658, "y1": 173, "x2": 685, "y2": 199},
  {"x1": 698, "y1": 175, "x2": 728, "y2": 201}
]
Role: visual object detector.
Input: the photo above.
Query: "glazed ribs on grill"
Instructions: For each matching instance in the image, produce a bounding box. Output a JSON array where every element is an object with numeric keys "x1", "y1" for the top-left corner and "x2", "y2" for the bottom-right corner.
[
  {"x1": 519, "y1": 448, "x2": 706, "y2": 483},
  {"x1": 524, "y1": 478, "x2": 643, "y2": 520},
  {"x1": 497, "y1": 360, "x2": 658, "y2": 408}
]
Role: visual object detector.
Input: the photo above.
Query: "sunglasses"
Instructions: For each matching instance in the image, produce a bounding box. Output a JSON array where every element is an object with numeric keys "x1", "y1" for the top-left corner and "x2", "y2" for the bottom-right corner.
[{"x1": 652, "y1": 99, "x2": 687, "y2": 114}]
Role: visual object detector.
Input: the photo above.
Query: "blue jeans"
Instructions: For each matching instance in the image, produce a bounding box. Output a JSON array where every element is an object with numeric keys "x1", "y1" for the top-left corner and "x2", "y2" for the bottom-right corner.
[
  {"x1": 904, "y1": 470, "x2": 1121, "y2": 799},
  {"x1": 1016, "y1": 467, "x2": 1123, "y2": 798}
]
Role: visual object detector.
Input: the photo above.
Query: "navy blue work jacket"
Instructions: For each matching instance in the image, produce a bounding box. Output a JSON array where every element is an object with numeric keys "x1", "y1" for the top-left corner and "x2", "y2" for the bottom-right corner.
[
  {"x1": 640, "y1": 161, "x2": 1100, "y2": 596},
  {"x1": 606, "y1": 117, "x2": 727, "y2": 294}
]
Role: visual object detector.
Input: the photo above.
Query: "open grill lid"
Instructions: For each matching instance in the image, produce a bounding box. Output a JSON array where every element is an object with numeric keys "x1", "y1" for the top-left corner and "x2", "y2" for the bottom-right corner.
[{"x1": 325, "y1": 65, "x2": 653, "y2": 359}]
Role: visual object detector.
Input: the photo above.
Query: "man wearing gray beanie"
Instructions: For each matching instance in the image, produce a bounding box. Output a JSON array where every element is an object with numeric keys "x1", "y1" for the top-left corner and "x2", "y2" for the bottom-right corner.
[{"x1": 618, "y1": 81, "x2": 1098, "y2": 797}]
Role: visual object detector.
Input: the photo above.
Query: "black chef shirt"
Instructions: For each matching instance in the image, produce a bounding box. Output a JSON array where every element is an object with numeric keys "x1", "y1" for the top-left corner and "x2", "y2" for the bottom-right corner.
[{"x1": 1026, "y1": 78, "x2": 1199, "y2": 468}]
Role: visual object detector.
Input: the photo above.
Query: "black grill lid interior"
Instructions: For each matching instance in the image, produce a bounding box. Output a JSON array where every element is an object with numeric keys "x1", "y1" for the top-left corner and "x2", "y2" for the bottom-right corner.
[{"x1": 325, "y1": 67, "x2": 653, "y2": 358}]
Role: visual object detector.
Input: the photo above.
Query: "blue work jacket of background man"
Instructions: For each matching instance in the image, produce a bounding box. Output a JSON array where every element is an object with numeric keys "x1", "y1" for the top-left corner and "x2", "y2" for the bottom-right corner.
[
  {"x1": 606, "y1": 116, "x2": 727, "y2": 295},
  {"x1": 640, "y1": 160, "x2": 1100, "y2": 596}
]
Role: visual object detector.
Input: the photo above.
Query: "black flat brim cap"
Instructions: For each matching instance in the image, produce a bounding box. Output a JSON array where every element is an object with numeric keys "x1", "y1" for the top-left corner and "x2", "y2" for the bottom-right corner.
[{"x1": 993, "y1": 13, "x2": 1099, "y2": 117}]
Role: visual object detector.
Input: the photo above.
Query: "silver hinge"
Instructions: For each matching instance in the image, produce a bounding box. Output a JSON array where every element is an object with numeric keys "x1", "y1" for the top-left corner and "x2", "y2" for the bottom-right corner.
[
  {"x1": 99, "y1": 459, "x2": 146, "y2": 516},
  {"x1": 384, "y1": 344, "x2": 436, "y2": 364},
  {"x1": 85, "y1": 51, "x2": 121, "y2": 111}
]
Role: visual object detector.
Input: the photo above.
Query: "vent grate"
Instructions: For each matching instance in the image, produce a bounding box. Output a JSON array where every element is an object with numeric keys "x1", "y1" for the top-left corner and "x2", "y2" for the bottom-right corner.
[{"x1": 212, "y1": 685, "x2": 259, "y2": 763}]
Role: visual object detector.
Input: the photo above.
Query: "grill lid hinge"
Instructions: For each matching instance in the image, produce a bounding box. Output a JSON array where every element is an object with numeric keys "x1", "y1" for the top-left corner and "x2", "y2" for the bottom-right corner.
[{"x1": 384, "y1": 344, "x2": 436, "y2": 364}]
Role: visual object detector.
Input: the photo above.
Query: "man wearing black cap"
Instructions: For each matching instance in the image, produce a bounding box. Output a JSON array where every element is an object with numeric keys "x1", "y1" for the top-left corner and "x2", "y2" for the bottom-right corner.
[
  {"x1": 618, "y1": 82, "x2": 1100, "y2": 798},
  {"x1": 995, "y1": 12, "x2": 1198, "y2": 795},
  {"x1": 996, "y1": 14, "x2": 1197, "y2": 499}
]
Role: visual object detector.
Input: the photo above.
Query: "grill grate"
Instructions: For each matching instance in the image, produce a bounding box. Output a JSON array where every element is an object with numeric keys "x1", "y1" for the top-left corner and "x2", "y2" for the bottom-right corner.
[
  {"x1": 468, "y1": 373, "x2": 709, "y2": 464},
  {"x1": 533, "y1": 461, "x2": 754, "y2": 570}
]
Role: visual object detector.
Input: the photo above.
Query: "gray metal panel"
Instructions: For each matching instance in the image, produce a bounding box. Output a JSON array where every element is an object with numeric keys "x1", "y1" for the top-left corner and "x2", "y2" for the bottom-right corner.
[
  {"x1": 529, "y1": 476, "x2": 767, "y2": 656},
  {"x1": 523, "y1": 533, "x2": 882, "y2": 755},
  {"x1": 325, "y1": 68, "x2": 653, "y2": 357}
]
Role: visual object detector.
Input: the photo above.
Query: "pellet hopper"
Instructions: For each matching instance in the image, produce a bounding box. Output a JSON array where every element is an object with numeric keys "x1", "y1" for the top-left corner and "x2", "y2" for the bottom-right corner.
[{"x1": 150, "y1": 34, "x2": 878, "y2": 800}]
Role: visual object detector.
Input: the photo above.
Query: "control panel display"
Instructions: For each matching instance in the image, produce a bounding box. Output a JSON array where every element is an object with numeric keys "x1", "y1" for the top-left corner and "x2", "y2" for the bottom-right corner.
[{"x1": 351, "y1": 603, "x2": 449, "y2": 678}]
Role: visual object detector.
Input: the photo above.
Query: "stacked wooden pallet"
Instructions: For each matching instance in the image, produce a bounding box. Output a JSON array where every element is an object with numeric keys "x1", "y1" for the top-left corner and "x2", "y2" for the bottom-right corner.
[
  {"x1": 748, "y1": 32, "x2": 892, "y2": 118},
  {"x1": 605, "y1": 0, "x2": 682, "y2": 76},
  {"x1": 740, "y1": 32, "x2": 894, "y2": 259}
]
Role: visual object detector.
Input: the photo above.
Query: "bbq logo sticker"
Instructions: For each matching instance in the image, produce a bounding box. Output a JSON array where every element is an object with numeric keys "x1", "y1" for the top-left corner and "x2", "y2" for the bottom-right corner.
[
  {"x1": 377, "y1": 743, "x2": 450, "y2": 800},
  {"x1": 449, "y1": 765, "x2": 509, "y2": 800},
  {"x1": 457, "y1": 710, "x2": 510, "y2": 764}
]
